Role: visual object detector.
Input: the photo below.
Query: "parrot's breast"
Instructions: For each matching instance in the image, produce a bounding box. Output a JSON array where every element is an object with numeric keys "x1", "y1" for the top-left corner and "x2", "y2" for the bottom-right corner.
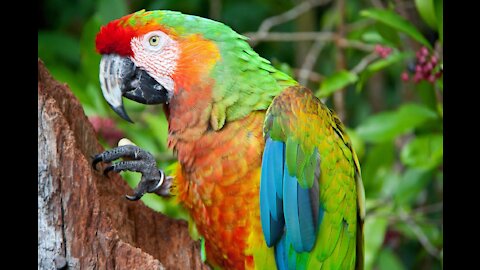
[{"x1": 172, "y1": 111, "x2": 268, "y2": 270}]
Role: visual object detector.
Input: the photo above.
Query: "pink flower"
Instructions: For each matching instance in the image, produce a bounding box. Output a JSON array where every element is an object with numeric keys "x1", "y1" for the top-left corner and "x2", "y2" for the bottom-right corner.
[{"x1": 88, "y1": 116, "x2": 124, "y2": 147}]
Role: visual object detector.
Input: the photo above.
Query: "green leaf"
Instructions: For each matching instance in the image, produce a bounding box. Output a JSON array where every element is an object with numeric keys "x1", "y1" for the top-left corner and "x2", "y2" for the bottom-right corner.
[
  {"x1": 401, "y1": 134, "x2": 443, "y2": 169},
  {"x1": 414, "y1": 0, "x2": 438, "y2": 30},
  {"x1": 356, "y1": 103, "x2": 438, "y2": 143},
  {"x1": 362, "y1": 142, "x2": 395, "y2": 198},
  {"x1": 318, "y1": 70, "x2": 358, "y2": 98},
  {"x1": 366, "y1": 51, "x2": 412, "y2": 73},
  {"x1": 394, "y1": 219, "x2": 443, "y2": 246},
  {"x1": 376, "y1": 248, "x2": 406, "y2": 270},
  {"x1": 375, "y1": 22, "x2": 401, "y2": 47},
  {"x1": 394, "y1": 168, "x2": 433, "y2": 205},
  {"x1": 416, "y1": 81, "x2": 437, "y2": 111},
  {"x1": 361, "y1": 8, "x2": 432, "y2": 49},
  {"x1": 379, "y1": 170, "x2": 402, "y2": 198},
  {"x1": 361, "y1": 31, "x2": 384, "y2": 44},
  {"x1": 361, "y1": 31, "x2": 396, "y2": 47},
  {"x1": 420, "y1": 222, "x2": 443, "y2": 246},
  {"x1": 365, "y1": 213, "x2": 389, "y2": 270}
]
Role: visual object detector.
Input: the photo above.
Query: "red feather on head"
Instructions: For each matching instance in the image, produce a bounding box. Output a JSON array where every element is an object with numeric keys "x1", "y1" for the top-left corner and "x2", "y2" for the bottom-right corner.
[
  {"x1": 95, "y1": 17, "x2": 137, "y2": 57},
  {"x1": 95, "y1": 14, "x2": 175, "y2": 57}
]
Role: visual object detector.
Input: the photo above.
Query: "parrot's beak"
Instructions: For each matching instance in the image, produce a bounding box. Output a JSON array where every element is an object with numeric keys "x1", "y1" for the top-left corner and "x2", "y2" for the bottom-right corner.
[{"x1": 99, "y1": 54, "x2": 169, "y2": 123}]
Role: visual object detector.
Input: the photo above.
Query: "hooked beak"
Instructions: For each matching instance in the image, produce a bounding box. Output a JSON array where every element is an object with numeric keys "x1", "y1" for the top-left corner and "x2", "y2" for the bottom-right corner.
[{"x1": 99, "y1": 54, "x2": 169, "y2": 123}]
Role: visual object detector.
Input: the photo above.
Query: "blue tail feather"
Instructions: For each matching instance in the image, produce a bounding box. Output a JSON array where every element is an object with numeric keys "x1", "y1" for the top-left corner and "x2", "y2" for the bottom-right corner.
[{"x1": 260, "y1": 138, "x2": 286, "y2": 246}]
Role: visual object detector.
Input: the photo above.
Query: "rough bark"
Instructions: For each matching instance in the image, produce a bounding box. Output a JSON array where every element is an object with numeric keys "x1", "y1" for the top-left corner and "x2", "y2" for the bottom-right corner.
[{"x1": 38, "y1": 59, "x2": 209, "y2": 270}]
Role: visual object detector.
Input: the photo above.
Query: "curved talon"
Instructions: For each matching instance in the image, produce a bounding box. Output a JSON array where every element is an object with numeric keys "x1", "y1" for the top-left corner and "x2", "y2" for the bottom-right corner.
[
  {"x1": 147, "y1": 180, "x2": 162, "y2": 193},
  {"x1": 147, "y1": 171, "x2": 165, "y2": 193},
  {"x1": 125, "y1": 193, "x2": 143, "y2": 201},
  {"x1": 92, "y1": 155, "x2": 103, "y2": 171},
  {"x1": 103, "y1": 165, "x2": 115, "y2": 178}
]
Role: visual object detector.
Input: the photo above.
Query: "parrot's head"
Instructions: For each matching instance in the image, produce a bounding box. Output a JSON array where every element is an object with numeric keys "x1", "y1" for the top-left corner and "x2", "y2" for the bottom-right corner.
[{"x1": 95, "y1": 10, "x2": 222, "y2": 122}]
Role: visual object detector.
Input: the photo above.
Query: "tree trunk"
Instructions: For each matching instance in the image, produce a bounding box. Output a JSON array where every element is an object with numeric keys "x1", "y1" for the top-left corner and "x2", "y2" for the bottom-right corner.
[{"x1": 38, "y1": 59, "x2": 210, "y2": 270}]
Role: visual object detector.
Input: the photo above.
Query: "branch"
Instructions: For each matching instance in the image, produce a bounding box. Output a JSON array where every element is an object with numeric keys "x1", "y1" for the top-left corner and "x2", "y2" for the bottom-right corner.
[
  {"x1": 366, "y1": 202, "x2": 443, "y2": 220},
  {"x1": 338, "y1": 38, "x2": 375, "y2": 52},
  {"x1": 333, "y1": 0, "x2": 347, "y2": 121},
  {"x1": 365, "y1": 201, "x2": 443, "y2": 260},
  {"x1": 344, "y1": 18, "x2": 375, "y2": 32},
  {"x1": 370, "y1": 0, "x2": 385, "y2": 9},
  {"x1": 209, "y1": 0, "x2": 222, "y2": 21},
  {"x1": 298, "y1": 39, "x2": 326, "y2": 85},
  {"x1": 350, "y1": 52, "x2": 379, "y2": 74},
  {"x1": 399, "y1": 211, "x2": 442, "y2": 259},
  {"x1": 245, "y1": 31, "x2": 334, "y2": 42},
  {"x1": 249, "y1": 0, "x2": 332, "y2": 46},
  {"x1": 293, "y1": 68, "x2": 324, "y2": 83},
  {"x1": 412, "y1": 202, "x2": 443, "y2": 215},
  {"x1": 244, "y1": 31, "x2": 374, "y2": 52}
]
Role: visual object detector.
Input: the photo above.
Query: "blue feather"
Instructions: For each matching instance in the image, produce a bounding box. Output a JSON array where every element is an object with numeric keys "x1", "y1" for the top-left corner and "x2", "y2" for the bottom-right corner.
[
  {"x1": 274, "y1": 234, "x2": 288, "y2": 270},
  {"x1": 283, "y1": 159, "x2": 316, "y2": 252},
  {"x1": 260, "y1": 138, "x2": 286, "y2": 246},
  {"x1": 260, "y1": 171, "x2": 284, "y2": 246},
  {"x1": 283, "y1": 166, "x2": 302, "y2": 251},
  {"x1": 263, "y1": 138, "x2": 284, "y2": 219},
  {"x1": 261, "y1": 137, "x2": 322, "y2": 268},
  {"x1": 297, "y1": 184, "x2": 315, "y2": 251}
]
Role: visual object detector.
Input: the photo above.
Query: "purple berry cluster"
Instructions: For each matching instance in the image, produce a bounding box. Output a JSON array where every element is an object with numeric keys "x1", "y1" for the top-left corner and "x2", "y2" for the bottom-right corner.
[
  {"x1": 402, "y1": 46, "x2": 442, "y2": 84},
  {"x1": 374, "y1": 45, "x2": 392, "y2": 58}
]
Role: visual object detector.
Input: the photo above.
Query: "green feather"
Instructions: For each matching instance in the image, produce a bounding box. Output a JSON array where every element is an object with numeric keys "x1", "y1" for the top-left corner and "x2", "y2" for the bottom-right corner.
[{"x1": 285, "y1": 137, "x2": 298, "y2": 177}]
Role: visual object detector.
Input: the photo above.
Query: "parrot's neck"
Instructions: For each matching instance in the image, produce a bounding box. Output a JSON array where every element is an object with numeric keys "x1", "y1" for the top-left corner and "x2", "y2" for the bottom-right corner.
[
  {"x1": 165, "y1": 46, "x2": 298, "y2": 168},
  {"x1": 165, "y1": 80, "x2": 266, "y2": 171},
  {"x1": 166, "y1": 82, "x2": 212, "y2": 168}
]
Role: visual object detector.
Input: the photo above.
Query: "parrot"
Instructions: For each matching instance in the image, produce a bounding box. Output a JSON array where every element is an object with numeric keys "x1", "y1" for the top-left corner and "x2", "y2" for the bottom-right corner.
[{"x1": 92, "y1": 9, "x2": 365, "y2": 270}]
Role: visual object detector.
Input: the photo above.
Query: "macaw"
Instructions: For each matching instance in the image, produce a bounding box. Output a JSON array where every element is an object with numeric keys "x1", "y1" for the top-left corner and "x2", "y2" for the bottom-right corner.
[{"x1": 92, "y1": 9, "x2": 365, "y2": 270}]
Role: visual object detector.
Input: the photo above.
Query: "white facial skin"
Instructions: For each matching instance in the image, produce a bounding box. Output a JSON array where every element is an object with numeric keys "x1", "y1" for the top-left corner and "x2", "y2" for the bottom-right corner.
[{"x1": 130, "y1": 30, "x2": 179, "y2": 96}]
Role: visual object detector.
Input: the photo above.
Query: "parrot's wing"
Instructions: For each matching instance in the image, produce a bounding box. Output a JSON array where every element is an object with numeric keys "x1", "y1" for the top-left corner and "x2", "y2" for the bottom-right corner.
[{"x1": 260, "y1": 86, "x2": 365, "y2": 269}]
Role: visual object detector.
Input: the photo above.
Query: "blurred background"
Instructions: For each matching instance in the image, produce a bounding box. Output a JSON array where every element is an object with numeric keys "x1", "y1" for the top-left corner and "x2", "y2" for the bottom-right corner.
[{"x1": 38, "y1": 0, "x2": 443, "y2": 269}]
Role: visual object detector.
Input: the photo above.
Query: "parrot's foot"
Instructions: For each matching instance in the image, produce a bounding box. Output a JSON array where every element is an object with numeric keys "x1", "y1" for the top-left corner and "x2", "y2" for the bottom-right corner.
[{"x1": 92, "y1": 145, "x2": 172, "y2": 200}]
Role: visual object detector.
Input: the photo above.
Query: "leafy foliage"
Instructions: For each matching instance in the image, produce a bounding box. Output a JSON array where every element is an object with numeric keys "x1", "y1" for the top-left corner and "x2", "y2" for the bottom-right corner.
[
  {"x1": 318, "y1": 70, "x2": 358, "y2": 98},
  {"x1": 360, "y1": 8, "x2": 432, "y2": 48},
  {"x1": 38, "y1": 0, "x2": 443, "y2": 269}
]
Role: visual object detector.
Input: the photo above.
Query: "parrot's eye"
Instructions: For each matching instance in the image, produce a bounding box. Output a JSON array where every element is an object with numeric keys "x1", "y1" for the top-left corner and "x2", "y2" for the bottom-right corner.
[
  {"x1": 140, "y1": 31, "x2": 170, "y2": 52},
  {"x1": 149, "y1": 35, "x2": 160, "y2": 46}
]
